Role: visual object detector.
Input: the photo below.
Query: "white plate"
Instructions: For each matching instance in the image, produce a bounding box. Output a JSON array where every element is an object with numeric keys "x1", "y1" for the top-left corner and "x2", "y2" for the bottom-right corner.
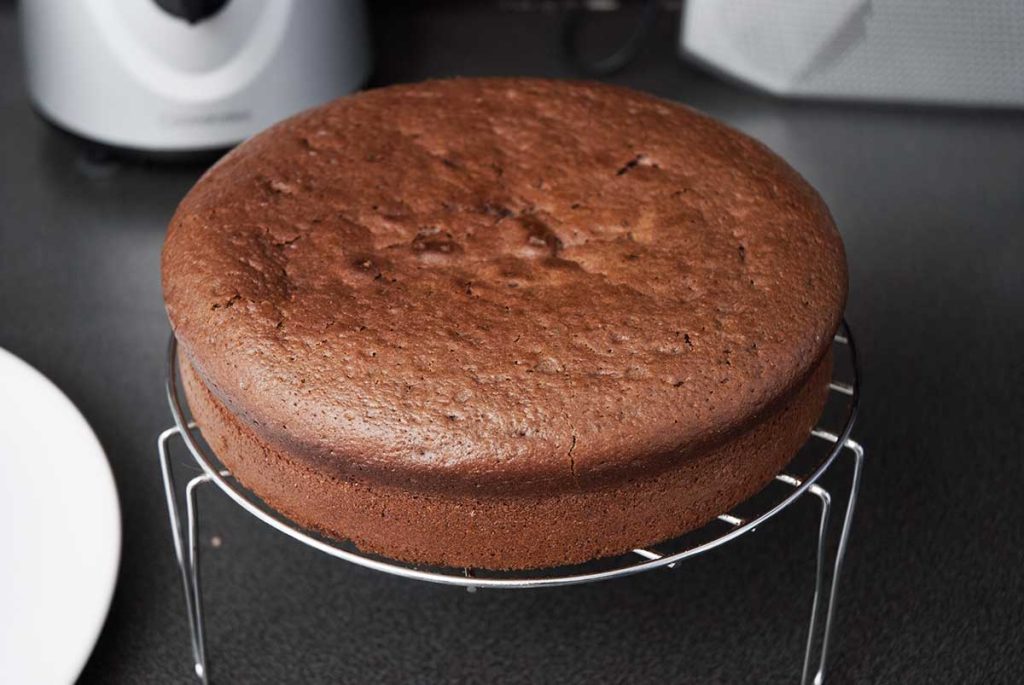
[{"x1": 0, "y1": 347, "x2": 121, "y2": 684}]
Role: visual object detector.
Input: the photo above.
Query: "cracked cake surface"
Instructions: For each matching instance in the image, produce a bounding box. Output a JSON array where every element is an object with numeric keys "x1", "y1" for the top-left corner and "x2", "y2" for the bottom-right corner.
[{"x1": 162, "y1": 78, "x2": 846, "y2": 568}]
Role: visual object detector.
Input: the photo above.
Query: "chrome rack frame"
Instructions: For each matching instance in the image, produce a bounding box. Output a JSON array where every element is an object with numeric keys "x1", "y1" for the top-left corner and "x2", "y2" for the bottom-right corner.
[{"x1": 158, "y1": 322, "x2": 863, "y2": 685}]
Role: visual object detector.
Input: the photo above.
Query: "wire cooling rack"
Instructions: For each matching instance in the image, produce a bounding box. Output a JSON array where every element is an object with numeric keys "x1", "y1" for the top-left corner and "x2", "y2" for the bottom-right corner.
[{"x1": 158, "y1": 321, "x2": 863, "y2": 685}]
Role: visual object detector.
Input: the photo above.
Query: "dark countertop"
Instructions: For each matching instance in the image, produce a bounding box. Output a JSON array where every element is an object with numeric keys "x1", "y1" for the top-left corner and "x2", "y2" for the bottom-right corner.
[{"x1": 2, "y1": 4, "x2": 1022, "y2": 684}]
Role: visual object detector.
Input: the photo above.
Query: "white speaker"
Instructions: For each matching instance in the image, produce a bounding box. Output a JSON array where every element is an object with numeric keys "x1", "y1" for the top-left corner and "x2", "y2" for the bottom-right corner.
[{"x1": 681, "y1": 0, "x2": 1024, "y2": 109}]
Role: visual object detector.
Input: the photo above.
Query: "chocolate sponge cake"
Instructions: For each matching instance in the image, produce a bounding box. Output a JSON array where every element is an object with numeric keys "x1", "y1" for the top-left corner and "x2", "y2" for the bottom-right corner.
[{"x1": 162, "y1": 78, "x2": 847, "y2": 570}]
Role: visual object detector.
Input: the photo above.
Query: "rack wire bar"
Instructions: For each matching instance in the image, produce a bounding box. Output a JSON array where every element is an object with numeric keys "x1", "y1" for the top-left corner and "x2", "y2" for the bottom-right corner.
[{"x1": 158, "y1": 322, "x2": 863, "y2": 685}]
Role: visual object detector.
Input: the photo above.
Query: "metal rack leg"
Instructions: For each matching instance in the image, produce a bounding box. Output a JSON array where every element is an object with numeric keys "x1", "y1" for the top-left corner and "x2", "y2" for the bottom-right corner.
[
  {"x1": 185, "y1": 474, "x2": 211, "y2": 681},
  {"x1": 802, "y1": 483, "x2": 832, "y2": 685},
  {"x1": 801, "y1": 437, "x2": 865, "y2": 685},
  {"x1": 158, "y1": 427, "x2": 212, "y2": 683}
]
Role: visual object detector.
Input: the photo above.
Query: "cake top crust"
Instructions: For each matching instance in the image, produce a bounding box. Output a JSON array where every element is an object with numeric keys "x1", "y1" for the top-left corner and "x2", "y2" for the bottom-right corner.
[{"x1": 162, "y1": 78, "x2": 846, "y2": 494}]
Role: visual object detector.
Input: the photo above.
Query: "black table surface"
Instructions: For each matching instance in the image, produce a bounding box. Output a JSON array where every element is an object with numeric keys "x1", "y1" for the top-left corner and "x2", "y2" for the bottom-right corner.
[{"x1": 2, "y1": 4, "x2": 1022, "y2": 684}]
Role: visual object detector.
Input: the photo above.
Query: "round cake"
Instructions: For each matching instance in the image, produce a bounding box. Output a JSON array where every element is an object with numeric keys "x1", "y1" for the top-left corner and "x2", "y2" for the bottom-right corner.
[{"x1": 162, "y1": 78, "x2": 847, "y2": 570}]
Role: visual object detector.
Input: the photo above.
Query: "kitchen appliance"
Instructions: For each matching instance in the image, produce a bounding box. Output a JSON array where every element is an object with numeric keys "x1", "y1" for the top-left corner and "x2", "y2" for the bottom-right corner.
[
  {"x1": 681, "y1": 0, "x2": 1024, "y2": 109},
  {"x1": 20, "y1": 0, "x2": 372, "y2": 153}
]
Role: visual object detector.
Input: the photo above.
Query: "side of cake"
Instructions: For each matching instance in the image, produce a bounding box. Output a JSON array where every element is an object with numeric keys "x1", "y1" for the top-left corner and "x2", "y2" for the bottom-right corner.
[
  {"x1": 181, "y1": 349, "x2": 832, "y2": 568},
  {"x1": 162, "y1": 78, "x2": 847, "y2": 570}
]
